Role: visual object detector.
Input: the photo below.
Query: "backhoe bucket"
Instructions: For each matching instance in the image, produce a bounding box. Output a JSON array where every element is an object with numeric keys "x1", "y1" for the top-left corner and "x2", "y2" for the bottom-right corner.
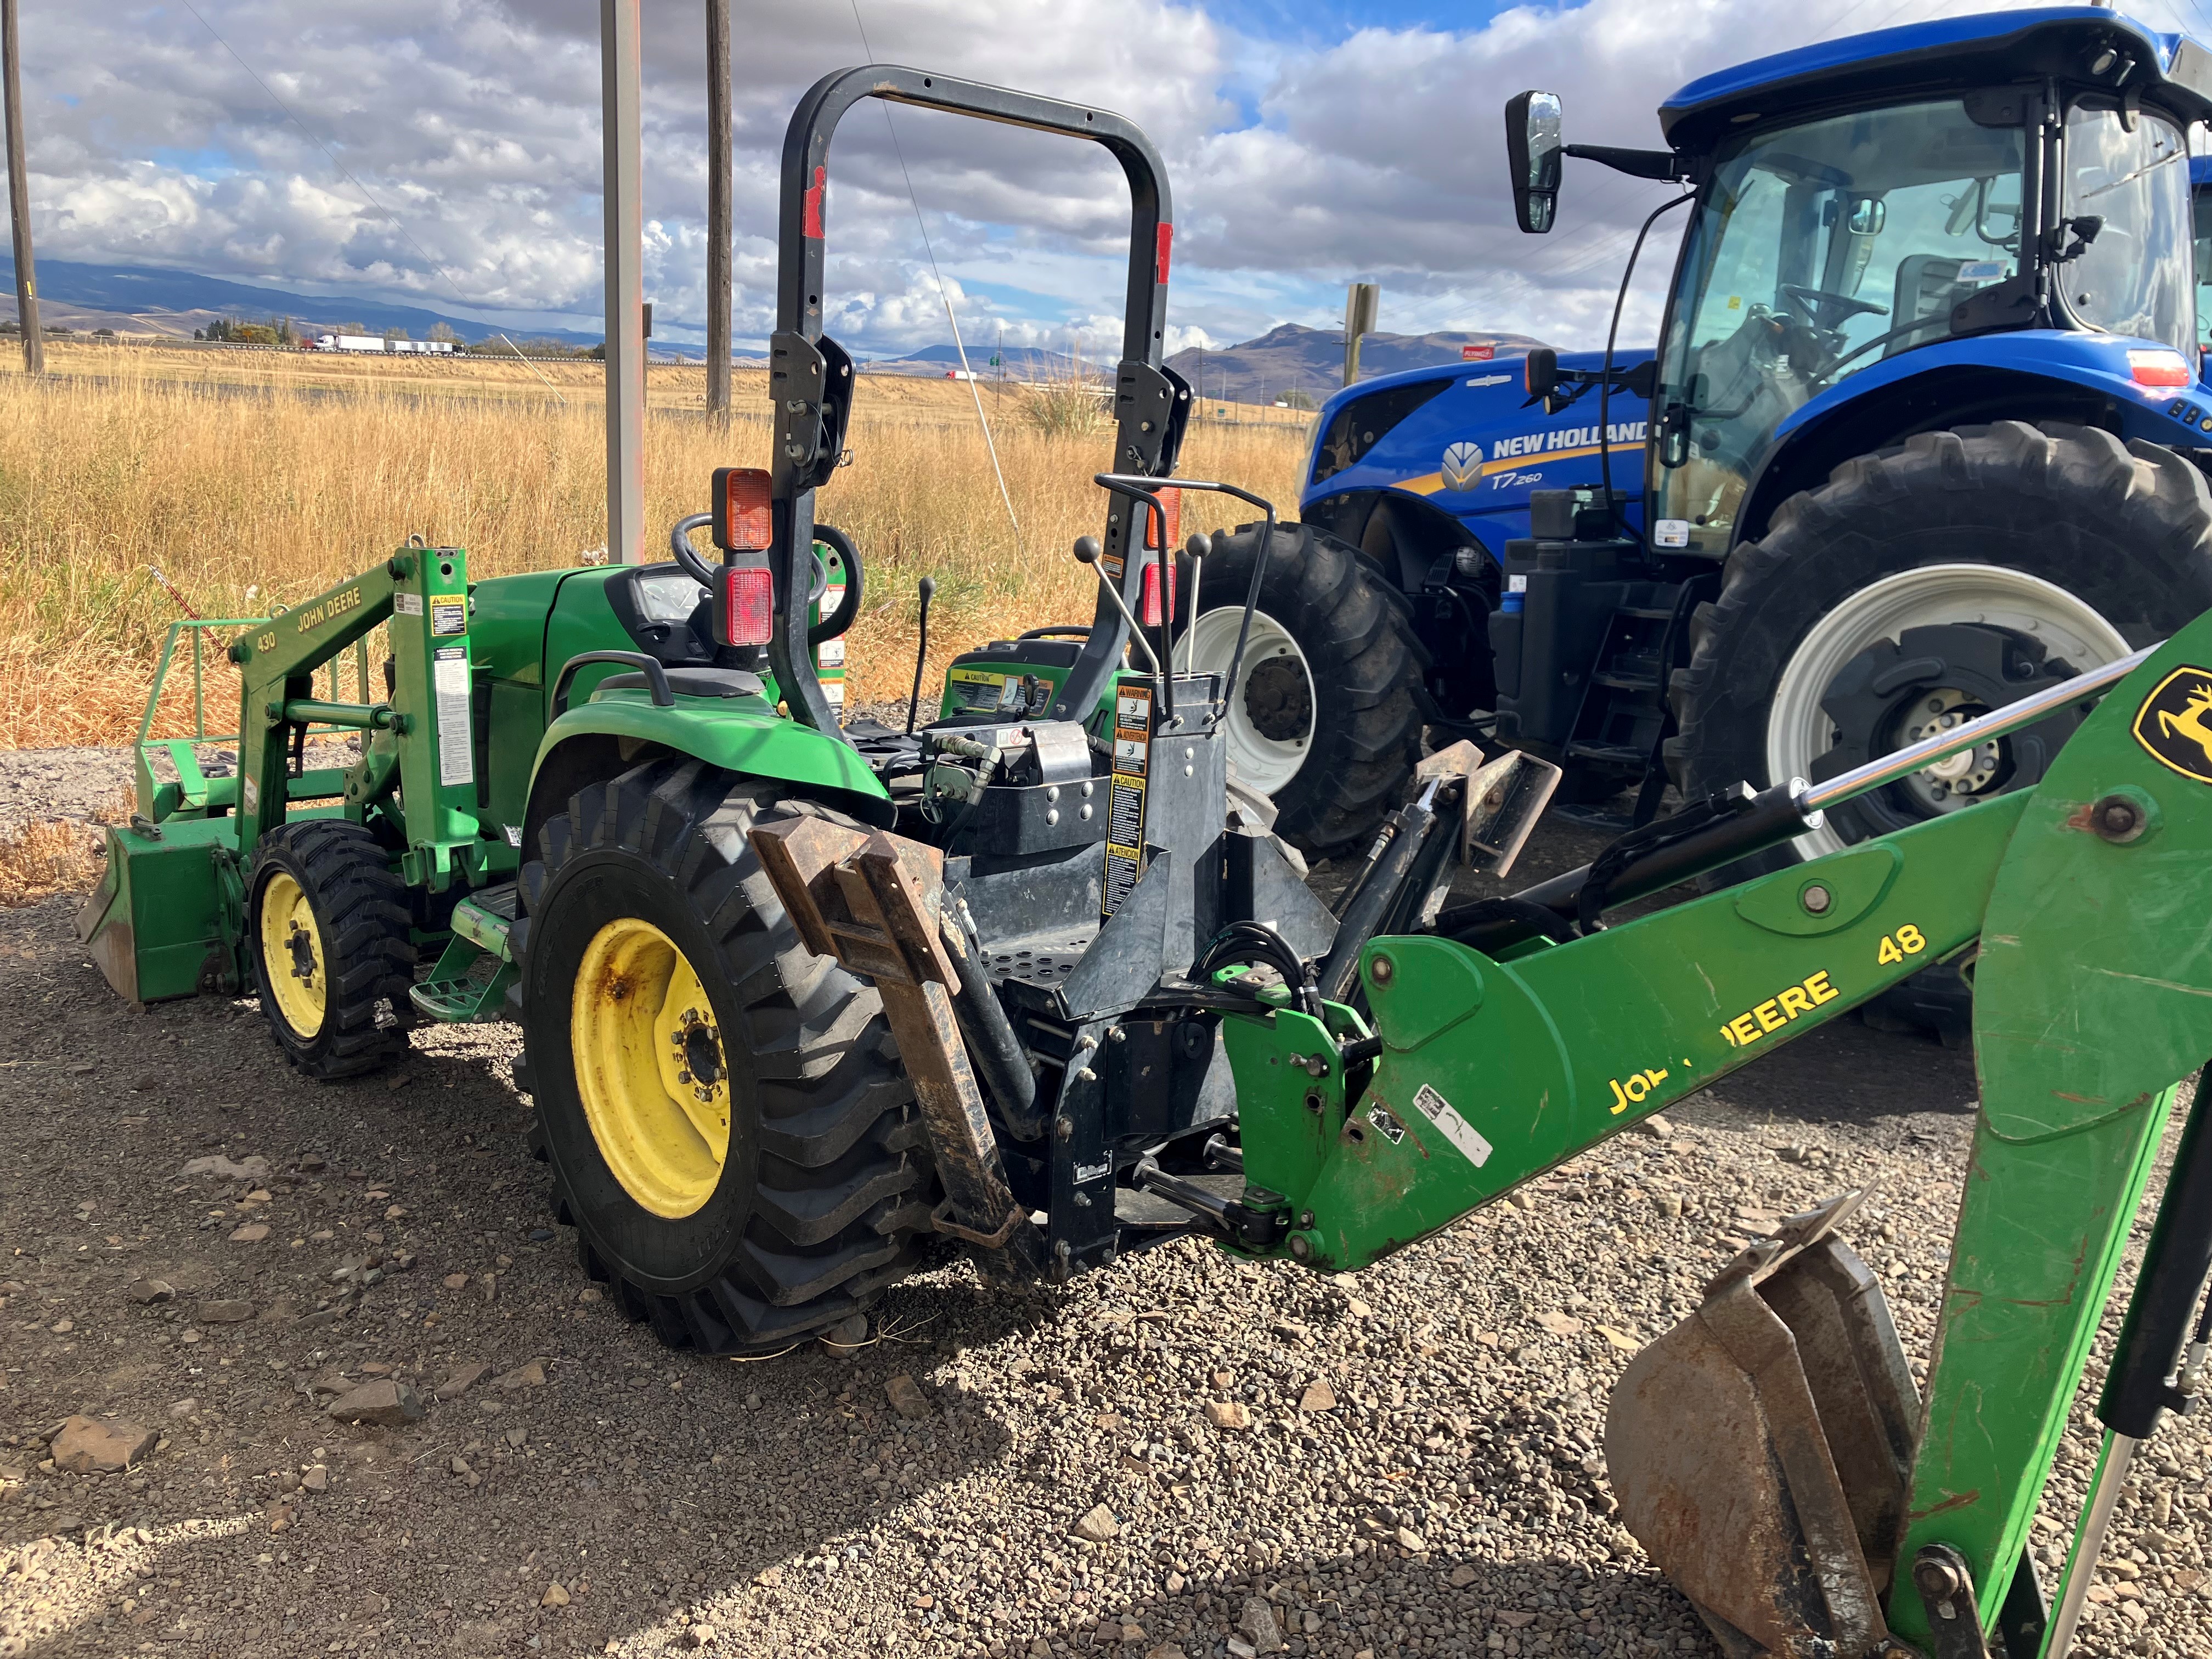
[{"x1": 1605, "y1": 1192, "x2": 1920, "y2": 1658}]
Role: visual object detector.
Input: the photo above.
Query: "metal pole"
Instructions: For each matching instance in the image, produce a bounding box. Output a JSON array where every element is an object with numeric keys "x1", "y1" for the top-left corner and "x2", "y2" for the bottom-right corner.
[
  {"x1": 2, "y1": 0, "x2": 40, "y2": 375},
  {"x1": 704, "y1": 0, "x2": 731, "y2": 425},
  {"x1": 600, "y1": 0, "x2": 645, "y2": 563},
  {"x1": 1343, "y1": 281, "x2": 1378, "y2": 388}
]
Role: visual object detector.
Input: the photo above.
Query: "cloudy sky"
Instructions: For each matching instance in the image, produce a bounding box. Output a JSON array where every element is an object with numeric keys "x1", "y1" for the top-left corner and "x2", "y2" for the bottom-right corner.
[{"x1": 7, "y1": 0, "x2": 2189, "y2": 358}]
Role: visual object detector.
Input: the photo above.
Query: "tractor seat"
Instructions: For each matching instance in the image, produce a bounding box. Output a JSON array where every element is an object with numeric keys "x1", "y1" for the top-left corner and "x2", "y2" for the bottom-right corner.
[
  {"x1": 599, "y1": 667, "x2": 765, "y2": 699},
  {"x1": 1884, "y1": 255, "x2": 1999, "y2": 357}
]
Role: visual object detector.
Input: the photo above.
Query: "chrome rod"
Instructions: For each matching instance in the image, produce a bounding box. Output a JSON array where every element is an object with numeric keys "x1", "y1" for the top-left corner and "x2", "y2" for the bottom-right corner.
[
  {"x1": 1798, "y1": 644, "x2": 2157, "y2": 817},
  {"x1": 2045, "y1": 1430, "x2": 2138, "y2": 1658}
]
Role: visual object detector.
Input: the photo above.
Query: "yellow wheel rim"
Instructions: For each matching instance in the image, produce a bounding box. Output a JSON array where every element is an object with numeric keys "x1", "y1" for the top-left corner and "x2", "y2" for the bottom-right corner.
[
  {"x1": 259, "y1": 871, "x2": 328, "y2": 1040},
  {"x1": 570, "y1": 917, "x2": 733, "y2": 1219}
]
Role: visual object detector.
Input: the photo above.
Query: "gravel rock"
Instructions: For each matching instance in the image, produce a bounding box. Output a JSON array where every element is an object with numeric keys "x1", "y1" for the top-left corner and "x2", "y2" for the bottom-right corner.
[
  {"x1": 48, "y1": 1415, "x2": 156, "y2": 1473},
  {"x1": 125, "y1": 1277, "x2": 174, "y2": 1304},
  {"x1": 1238, "y1": 1594, "x2": 1286, "y2": 1651},
  {"x1": 885, "y1": 1374, "x2": 932, "y2": 1420},
  {"x1": 325, "y1": 1379, "x2": 423, "y2": 1426},
  {"x1": 179, "y1": 1154, "x2": 270, "y2": 1180},
  {"x1": 1204, "y1": 1400, "x2": 1252, "y2": 1430},
  {"x1": 1297, "y1": 1378, "x2": 1337, "y2": 1412},
  {"x1": 495, "y1": 1359, "x2": 546, "y2": 1390},
  {"x1": 540, "y1": 1582, "x2": 569, "y2": 1607},
  {"x1": 196, "y1": 1299, "x2": 255, "y2": 1323},
  {"x1": 434, "y1": 1361, "x2": 492, "y2": 1400},
  {"x1": 1070, "y1": 1503, "x2": 1120, "y2": 1542}
]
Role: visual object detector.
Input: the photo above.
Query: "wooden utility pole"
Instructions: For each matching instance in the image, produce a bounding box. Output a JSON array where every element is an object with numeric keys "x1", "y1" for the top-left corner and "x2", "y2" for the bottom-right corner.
[
  {"x1": 600, "y1": 0, "x2": 645, "y2": 563},
  {"x1": 1342, "y1": 282, "x2": 1379, "y2": 387},
  {"x1": 2, "y1": 0, "x2": 40, "y2": 374},
  {"x1": 704, "y1": 0, "x2": 731, "y2": 423}
]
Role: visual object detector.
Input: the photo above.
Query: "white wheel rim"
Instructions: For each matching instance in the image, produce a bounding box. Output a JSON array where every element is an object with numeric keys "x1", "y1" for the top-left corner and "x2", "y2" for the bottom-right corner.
[
  {"x1": 1768, "y1": 563, "x2": 2130, "y2": 860},
  {"x1": 1184, "y1": 605, "x2": 1314, "y2": 795}
]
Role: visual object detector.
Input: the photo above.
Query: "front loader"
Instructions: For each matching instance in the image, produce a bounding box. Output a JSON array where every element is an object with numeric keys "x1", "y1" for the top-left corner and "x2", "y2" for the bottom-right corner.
[{"x1": 76, "y1": 65, "x2": 2212, "y2": 1659}]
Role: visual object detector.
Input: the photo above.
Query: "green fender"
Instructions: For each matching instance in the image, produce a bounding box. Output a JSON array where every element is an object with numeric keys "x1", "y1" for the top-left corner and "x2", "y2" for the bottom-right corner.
[{"x1": 528, "y1": 685, "x2": 895, "y2": 827}]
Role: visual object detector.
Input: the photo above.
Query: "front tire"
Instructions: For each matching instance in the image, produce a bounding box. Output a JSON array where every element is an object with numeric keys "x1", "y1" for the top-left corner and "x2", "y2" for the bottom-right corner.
[
  {"x1": 1667, "y1": 421, "x2": 2212, "y2": 866},
  {"x1": 245, "y1": 820, "x2": 415, "y2": 1080},
  {"x1": 1183, "y1": 521, "x2": 1428, "y2": 856},
  {"x1": 515, "y1": 759, "x2": 933, "y2": 1354}
]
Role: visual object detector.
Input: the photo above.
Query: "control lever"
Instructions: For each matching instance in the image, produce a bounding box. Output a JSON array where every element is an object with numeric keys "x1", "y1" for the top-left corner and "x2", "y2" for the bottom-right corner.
[
  {"x1": 1073, "y1": 535, "x2": 1164, "y2": 675},
  {"x1": 905, "y1": 576, "x2": 935, "y2": 737},
  {"x1": 1091, "y1": 473, "x2": 1278, "y2": 733}
]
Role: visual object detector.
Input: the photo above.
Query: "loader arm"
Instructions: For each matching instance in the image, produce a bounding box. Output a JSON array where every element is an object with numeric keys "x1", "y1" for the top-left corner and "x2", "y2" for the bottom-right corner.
[
  {"x1": 1224, "y1": 618, "x2": 2212, "y2": 1655},
  {"x1": 226, "y1": 544, "x2": 488, "y2": 888}
]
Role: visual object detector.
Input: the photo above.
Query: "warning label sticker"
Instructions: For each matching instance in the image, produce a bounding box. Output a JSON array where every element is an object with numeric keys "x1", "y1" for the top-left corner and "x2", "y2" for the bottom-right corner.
[
  {"x1": 1102, "y1": 682, "x2": 1152, "y2": 919},
  {"x1": 1409, "y1": 1083, "x2": 1492, "y2": 1167},
  {"x1": 431, "y1": 597, "x2": 468, "y2": 637},
  {"x1": 433, "y1": 646, "x2": 474, "y2": 787}
]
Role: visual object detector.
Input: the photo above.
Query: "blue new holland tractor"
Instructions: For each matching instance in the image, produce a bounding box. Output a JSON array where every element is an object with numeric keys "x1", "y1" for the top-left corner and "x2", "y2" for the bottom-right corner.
[{"x1": 1188, "y1": 8, "x2": 2212, "y2": 906}]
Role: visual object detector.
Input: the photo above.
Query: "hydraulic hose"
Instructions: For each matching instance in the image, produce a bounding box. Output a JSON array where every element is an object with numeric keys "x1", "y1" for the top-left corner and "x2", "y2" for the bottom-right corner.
[
  {"x1": 940, "y1": 902, "x2": 1043, "y2": 1141},
  {"x1": 2045, "y1": 1070, "x2": 2212, "y2": 1658}
]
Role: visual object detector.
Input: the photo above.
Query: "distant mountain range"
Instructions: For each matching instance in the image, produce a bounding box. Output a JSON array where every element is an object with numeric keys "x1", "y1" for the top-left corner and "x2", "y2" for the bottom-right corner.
[
  {"x1": 1168, "y1": 324, "x2": 1546, "y2": 405},
  {"x1": 862, "y1": 324, "x2": 1550, "y2": 402},
  {"x1": 859, "y1": 343, "x2": 1088, "y2": 379},
  {"x1": 0, "y1": 259, "x2": 1547, "y2": 397},
  {"x1": 0, "y1": 258, "x2": 605, "y2": 348}
]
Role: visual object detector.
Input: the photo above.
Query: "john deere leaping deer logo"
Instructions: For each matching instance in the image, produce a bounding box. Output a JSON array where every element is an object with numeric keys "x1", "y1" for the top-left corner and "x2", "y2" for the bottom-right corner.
[{"x1": 2131, "y1": 665, "x2": 2212, "y2": 783}]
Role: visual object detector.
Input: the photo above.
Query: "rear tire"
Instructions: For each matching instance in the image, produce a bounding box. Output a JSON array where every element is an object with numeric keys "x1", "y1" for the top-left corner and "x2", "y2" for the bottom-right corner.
[
  {"x1": 514, "y1": 758, "x2": 934, "y2": 1355},
  {"x1": 1667, "y1": 421, "x2": 2212, "y2": 873},
  {"x1": 1184, "y1": 521, "x2": 1429, "y2": 857},
  {"x1": 245, "y1": 820, "x2": 415, "y2": 1081}
]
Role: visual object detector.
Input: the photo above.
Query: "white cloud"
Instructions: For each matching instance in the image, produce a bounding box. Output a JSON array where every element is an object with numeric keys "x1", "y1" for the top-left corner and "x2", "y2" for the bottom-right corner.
[{"x1": 0, "y1": 0, "x2": 2152, "y2": 352}]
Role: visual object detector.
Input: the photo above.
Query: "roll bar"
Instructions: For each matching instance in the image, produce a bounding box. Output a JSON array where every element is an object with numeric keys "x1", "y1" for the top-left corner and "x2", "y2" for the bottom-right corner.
[{"x1": 768, "y1": 66, "x2": 1190, "y2": 733}]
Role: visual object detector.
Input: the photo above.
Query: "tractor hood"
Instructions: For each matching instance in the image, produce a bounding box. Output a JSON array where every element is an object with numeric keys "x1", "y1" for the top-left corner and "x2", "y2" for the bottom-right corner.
[{"x1": 1660, "y1": 8, "x2": 2212, "y2": 149}]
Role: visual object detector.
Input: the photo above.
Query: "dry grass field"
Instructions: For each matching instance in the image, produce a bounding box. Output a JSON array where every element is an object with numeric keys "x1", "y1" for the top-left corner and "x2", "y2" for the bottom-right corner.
[{"x1": 0, "y1": 342, "x2": 1311, "y2": 747}]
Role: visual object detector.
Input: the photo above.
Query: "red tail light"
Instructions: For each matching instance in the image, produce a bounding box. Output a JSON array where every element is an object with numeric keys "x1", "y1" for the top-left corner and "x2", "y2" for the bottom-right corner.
[
  {"x1": 721, "y1": 566, "x2": 774, "y2": 646},
  {"x1": 711, "y1": 466, "x2": 773, "y2": 551},
  {"x1": 1142, "y1": 487, "x2": 1181, "y2": 555},
  {"x1": 2129, "y1": 349, "x2": 2193, "y2": 388},
  {"x1": 1139, "y1": 559, "x2": 1179, "y2": 629}
]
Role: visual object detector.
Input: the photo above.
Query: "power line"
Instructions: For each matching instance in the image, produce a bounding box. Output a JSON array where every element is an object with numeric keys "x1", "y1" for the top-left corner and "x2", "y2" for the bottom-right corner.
[
  {"x1": 846, "y1": 1, "x2": 1022, "y2": 550},
  {"x1": 174, "y1": 0, "x2": 565, "y2": 402}
]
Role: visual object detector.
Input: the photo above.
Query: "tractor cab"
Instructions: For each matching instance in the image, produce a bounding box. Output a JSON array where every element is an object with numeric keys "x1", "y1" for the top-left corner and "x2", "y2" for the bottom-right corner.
[{"x1": 1514, "y1": 9, "x2": 2212, "y2": 556}]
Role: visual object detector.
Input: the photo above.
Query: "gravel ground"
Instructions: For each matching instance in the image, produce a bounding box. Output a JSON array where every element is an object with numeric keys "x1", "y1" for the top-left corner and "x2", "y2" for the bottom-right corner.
[{"x1": 1, "y1": 763, "x2": 2207, "y2": 1659}]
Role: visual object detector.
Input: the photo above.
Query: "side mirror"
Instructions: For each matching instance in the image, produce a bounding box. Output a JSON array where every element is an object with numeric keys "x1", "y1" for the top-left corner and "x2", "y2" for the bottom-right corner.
[
  {"x1": 1505, "y1": 91, "x2": 1564, "y2": 235},
  {"x1": 1523, "y1": 347, "x2": 1560, "y2": 399}
]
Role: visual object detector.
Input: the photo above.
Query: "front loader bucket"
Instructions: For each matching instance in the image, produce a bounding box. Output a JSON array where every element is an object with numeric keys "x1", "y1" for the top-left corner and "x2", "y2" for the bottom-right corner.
[{"x1": 1605, "y1": 1192, "x2": 1919, "y2": 1659}]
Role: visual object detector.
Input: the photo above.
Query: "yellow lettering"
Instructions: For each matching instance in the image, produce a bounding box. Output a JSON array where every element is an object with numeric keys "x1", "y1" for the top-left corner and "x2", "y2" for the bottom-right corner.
[
  {"x1": 1806, "y1": 970, "x2": 1838, "y2": 1005},
  {"x1": 1646, "y1": 1066, "x2": 1669, "y2": 1087},
  {"x1": 1624, "y1": 1074, "x2": 1649, "y2": 1103},
  {"x1": 1778, "y1": 986, "x2": 1813, "y2": 1019},
  {"x1": 1754, "y1": 998, "x2": 1785, "y2": 1034},
  {"x1": 1729, "y1": 1013, "x2": 1762, "y2": 1047},
  {"x1": 1898, "y1": 923, "x2": 1925, "y2": 955},
  {"x1": 1879, "y1": 934, "x2": 1903, "y2": 964},
  {"x1": 1608, "y1": 1077, "x2": 1629, "y2": 1114}
]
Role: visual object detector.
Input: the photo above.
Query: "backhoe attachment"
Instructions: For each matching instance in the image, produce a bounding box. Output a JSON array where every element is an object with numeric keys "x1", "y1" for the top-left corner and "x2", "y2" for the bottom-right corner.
[{"x1": 1607, "y1": 1190, "x2": 1919, "y2": 1658}]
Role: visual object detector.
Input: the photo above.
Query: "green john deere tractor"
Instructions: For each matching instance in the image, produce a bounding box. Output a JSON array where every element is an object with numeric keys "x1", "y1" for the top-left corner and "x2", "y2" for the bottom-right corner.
[{"x1": 80, "y1": 67, "x2": 2212, "y2": 1659}]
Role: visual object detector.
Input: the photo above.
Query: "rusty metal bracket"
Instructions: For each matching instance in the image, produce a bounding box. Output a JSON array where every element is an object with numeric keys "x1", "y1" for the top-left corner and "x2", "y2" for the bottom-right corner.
[
  {"x1": 751, "y1": 814, "x2": 1045, "y2": 1279},
  {"x1": 1912, "y1": 1545, "x2": 1992, "y2": 1659},
  {"x1": 929, "y1": 1197, "x2": 1028, "y2": 1249},
  {"x1": 1417, "y1": 741, "x2": 1562, "y2": 876}
]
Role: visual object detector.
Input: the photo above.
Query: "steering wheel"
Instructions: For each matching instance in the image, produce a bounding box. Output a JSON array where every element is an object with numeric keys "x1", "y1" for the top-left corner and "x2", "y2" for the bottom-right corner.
[
  {"x1": 1780, "y1": 283, "x2": 1889, "y2": 331},
  {"x1": 664, "y1": 513, "x2": 861, "y2": 647}
]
